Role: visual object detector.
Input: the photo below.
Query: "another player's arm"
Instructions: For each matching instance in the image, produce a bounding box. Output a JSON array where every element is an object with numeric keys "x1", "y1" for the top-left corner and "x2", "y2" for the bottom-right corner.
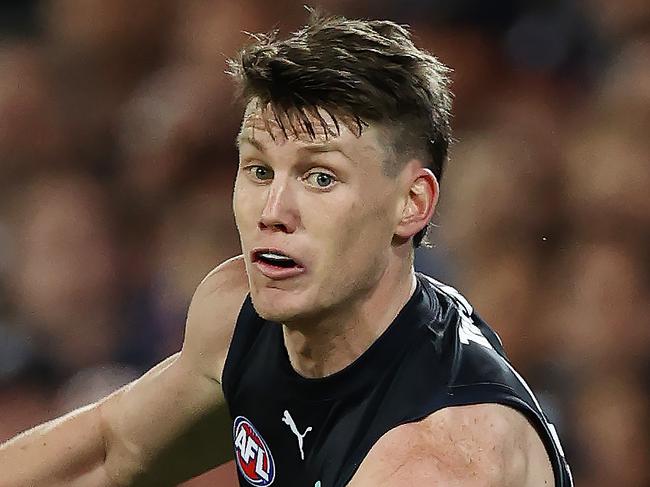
[
  {"x1": 0, "y1": 256, "x2": 249, "y2": 487},
  {"x1": 347, "y1": 403, "x2": 555, "y2": 487}
]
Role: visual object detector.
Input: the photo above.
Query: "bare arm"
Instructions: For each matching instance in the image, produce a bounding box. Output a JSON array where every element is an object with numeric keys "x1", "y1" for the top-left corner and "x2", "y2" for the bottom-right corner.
[
  {"x1": 0, "y1": 354, "x2": 187, "y2": 487},
  {"x1": 0, "y1": 256, "x2": 249, "y2": 487},
  {"x1": 0, "y1": 392, "x2": 119, "y2": 487},
  {"x1": 100, "y1": 351, "x2": 233, "y2": 486},
  {"x1": 347, "y1": 403, "x2": 555, "y2": 487}
]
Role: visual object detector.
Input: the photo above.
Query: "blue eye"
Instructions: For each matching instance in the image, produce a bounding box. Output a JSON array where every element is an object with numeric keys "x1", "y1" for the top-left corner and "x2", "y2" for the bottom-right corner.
[{"x1": 306, "y1": 172, "x2": 336, "y2": 188}]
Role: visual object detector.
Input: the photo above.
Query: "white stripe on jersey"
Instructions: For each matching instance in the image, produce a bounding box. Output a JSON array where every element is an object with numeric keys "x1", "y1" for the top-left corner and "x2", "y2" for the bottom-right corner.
[{"x1": 419, "y1": 272, "x2": 572, "y2": 483}]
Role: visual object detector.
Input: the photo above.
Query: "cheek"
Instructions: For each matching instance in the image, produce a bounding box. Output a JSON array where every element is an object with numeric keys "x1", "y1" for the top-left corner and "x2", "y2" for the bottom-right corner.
[
  {"x1": 320, "y1": 196, "x2": 392, "y2": 257},
  {"x1": 308, "y1": 198, "x2": 366, "y2": 251},
  {"x1": 347, "y1": 194, "x2": 395, "y2": 239},
  {"x1": 233, "y1": 180, "x2": 256, "y2": 228}
]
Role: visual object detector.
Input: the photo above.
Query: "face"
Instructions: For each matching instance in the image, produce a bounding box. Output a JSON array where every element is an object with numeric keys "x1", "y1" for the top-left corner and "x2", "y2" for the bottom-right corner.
[{"x1": 233, "y1": 104, "x2": 414, "y2": 324}]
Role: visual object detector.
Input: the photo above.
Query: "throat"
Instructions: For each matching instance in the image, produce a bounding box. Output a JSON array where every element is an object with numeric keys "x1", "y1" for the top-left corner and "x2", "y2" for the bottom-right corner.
[
  {"x1": 282, "y1": 325, "x2": 359, "y2": 379},
  {"x1": 280, "y1": 302, "x2": 387, "y2": 379},
  {"x1": 280, "y1": 272, "x2": 418, "y2": 379}
]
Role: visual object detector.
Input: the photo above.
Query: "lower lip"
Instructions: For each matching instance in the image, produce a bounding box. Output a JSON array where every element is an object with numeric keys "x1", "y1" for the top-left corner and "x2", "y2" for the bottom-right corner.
[{"x1": 254, "y1": 260, "x2": 306, "y2": 280}]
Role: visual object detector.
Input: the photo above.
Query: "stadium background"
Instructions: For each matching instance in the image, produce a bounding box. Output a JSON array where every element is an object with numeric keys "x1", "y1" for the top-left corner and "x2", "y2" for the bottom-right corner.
[{"x1": 0, "y1": 0, "x2": 648, "y2": 485}]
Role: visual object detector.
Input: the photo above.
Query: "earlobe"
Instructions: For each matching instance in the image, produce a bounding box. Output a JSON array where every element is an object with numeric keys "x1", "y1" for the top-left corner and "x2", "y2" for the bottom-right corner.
[{"x1": 395, "y1": 168, "x2": 438, "y2": 240}]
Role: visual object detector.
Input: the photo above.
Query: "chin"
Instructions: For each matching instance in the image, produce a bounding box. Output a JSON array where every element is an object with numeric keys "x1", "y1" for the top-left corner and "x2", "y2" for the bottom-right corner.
[{"x1": 250, "y1": 287, "x2": 312, "y2": 324}]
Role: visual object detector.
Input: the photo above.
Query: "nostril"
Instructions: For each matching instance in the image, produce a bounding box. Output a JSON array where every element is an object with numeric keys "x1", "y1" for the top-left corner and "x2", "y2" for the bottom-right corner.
[{"x1": 259, "y1": 221, "x2": 289, "y2": 232}]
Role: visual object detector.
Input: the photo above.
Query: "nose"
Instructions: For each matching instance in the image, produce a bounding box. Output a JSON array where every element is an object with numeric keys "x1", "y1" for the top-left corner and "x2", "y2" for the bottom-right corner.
[{"x1": 258, "y1": 178, "x2": 299, "y2": 234}]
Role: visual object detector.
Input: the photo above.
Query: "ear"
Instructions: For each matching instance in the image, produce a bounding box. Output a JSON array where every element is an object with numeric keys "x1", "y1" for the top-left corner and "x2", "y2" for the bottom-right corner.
[{"x1": 394, "y1": 164, "x2": 439, "y2": 241}]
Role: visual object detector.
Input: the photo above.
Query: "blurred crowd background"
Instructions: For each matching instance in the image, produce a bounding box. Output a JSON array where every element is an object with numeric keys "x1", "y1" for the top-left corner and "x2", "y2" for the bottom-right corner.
[{"x1": 0, "y1": 0, "x2": 648, "y2": 485}]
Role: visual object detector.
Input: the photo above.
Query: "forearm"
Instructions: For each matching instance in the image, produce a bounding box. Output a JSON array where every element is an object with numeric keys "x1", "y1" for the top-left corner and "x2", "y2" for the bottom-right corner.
[
  {"x1": 0, "y1": 354, "x2": 183, "y2": 487},
  {"x1": 0, "y1": 402, "x2": 112, "y2": 487},
  {"x1": 100, "y1": 354, "x2": 233, "y2": 487},
  {"x1": 0, "y1": 350, "x2": 230, "y2": 487}
]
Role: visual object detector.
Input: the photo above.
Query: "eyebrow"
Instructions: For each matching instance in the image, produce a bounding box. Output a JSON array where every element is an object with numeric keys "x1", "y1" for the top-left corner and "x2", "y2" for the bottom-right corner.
[
  {"x1": 237, "y1": 134, "x2": 265, "y2": 152},
  {"x1": 237, "y1": 134, "x2": 354, "y2": 164}
]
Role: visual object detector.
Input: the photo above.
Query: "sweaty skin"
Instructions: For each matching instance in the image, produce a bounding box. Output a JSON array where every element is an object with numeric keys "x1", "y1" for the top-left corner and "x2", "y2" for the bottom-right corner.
[{"x1": 0, "y1": 105, "x2": 555, "y2": 486}]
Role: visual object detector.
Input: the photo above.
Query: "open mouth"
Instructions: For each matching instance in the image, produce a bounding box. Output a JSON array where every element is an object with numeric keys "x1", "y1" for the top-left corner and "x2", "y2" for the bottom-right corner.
[{"x1": 252, "y1": 249, "x2": 304, "y2": 270}]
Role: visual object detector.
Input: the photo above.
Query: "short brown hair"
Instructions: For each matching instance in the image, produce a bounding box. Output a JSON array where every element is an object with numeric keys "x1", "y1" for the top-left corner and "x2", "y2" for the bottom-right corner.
[{"x1": 228, "y1": 12, "x2": 453, "y2": 248}]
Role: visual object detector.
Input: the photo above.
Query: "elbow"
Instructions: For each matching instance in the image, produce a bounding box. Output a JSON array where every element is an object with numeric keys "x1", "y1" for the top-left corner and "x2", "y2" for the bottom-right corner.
[{"x1": 96, "y1": 403, "x2": 146, "y2": 487}]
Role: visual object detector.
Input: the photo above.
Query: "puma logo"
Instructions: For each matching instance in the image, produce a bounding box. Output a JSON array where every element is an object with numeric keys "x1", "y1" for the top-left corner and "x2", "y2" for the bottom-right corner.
[{"x1": 282, "y1": 410, "x2": 312, "y2": 460}]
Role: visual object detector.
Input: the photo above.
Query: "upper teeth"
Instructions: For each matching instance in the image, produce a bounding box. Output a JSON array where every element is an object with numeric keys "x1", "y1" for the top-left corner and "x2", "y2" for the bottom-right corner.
[{"x1": 259, "y1": 252, "x2": 292, "y2": 261}]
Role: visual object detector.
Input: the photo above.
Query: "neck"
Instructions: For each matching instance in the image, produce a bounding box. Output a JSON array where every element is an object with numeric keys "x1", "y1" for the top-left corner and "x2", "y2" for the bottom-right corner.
[{"x1": 282, "y1": 257, "x2": 417, "y2": 379}]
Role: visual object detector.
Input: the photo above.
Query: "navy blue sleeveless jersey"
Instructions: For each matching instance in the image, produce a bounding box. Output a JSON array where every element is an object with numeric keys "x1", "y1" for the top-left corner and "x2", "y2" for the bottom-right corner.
[{"x1": 222, "y1": 272, "x2": 573, "y2": 487}]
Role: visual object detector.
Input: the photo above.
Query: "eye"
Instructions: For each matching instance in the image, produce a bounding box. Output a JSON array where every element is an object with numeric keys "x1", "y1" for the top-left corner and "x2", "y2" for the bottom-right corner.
[
  {"x1": 305, "y1": 171, "x2": 336, "y2": 189},
  {"x1": 247, "y1": 165, "x2": 273, "y2": 181}
]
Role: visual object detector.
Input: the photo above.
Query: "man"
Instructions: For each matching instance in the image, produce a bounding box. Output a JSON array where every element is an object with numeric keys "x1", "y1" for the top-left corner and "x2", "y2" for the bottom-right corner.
[{"x1": 0, "y1": 13, "x2": 573, "y2": 487}]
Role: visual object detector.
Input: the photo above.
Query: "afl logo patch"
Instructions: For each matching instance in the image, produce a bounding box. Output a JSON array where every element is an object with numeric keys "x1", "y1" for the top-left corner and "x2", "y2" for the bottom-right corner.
[{"x1": 233, "y1": 416, "x2": 276, "y2": 486}]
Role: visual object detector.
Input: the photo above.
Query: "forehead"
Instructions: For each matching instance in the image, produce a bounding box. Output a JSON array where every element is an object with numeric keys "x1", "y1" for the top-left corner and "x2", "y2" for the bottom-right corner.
[{"x1": 237, "y1": 101, "x2": 386, "y2": 161}]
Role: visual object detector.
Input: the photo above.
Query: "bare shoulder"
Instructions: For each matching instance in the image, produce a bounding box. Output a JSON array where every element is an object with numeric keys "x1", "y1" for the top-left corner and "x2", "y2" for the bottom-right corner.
[
  {"x1": 181, "y1": 254, "x2": 250, "y2": 381},
  {"x1": 348, "y1": 403, "x2": 554, "y2": 487},
  {"x1": 191, "y1": 254, "x2": 249, "y2": 303}
]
